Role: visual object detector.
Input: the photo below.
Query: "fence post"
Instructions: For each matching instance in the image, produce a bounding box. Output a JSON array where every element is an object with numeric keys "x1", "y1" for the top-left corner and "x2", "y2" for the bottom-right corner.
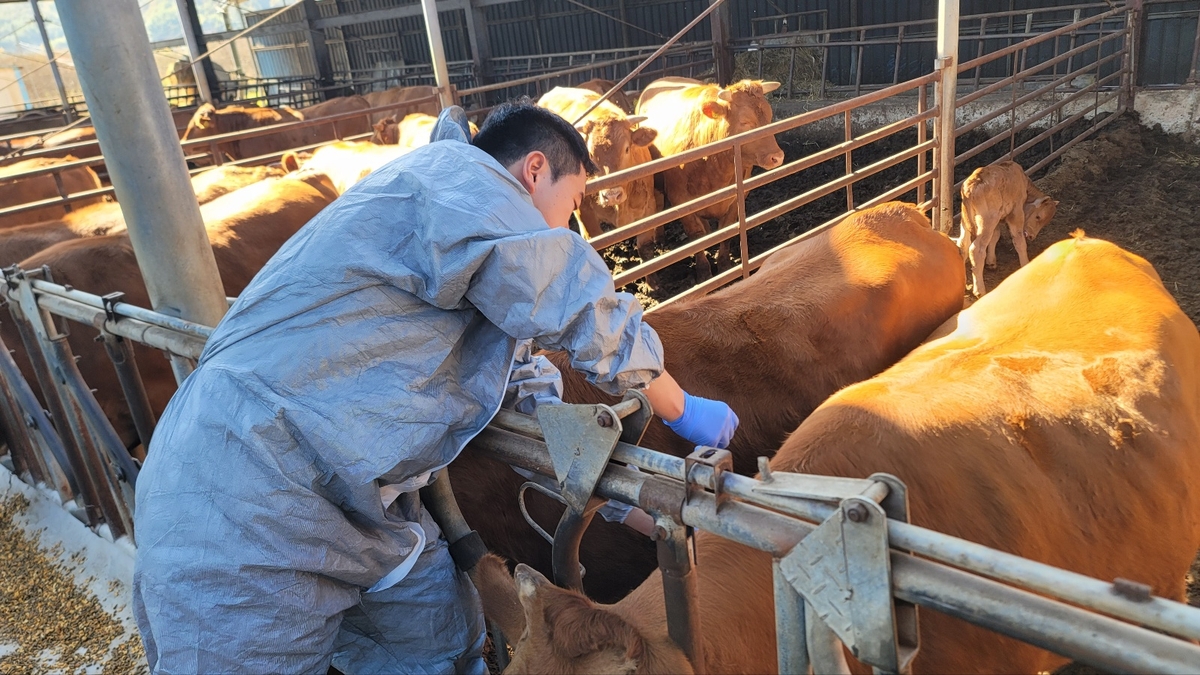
[
  {"x1": 710, "y1": 0, "x2": 734, "y2": 85},
  {"x1": 175, "y1": 0, "x2": 220, "y2": 104},
  {"x1": 55, "y1": 0, "x2": 230, "y2": 334},
  {"x1": 422, "y1": 0, "x2": 455, "y2": 108},
  {"x1": 303, "y1": 0, "x2": 338, "y2": 100},
  {"x1": 934, "y1": 0, "x2": 960, "y2": 235},
  {"x1": 464, "y1": 0, "x2": 493, "y2": 85},
  {"x1": 29, "y1": 0, "x2": 74, "y2": 122}
]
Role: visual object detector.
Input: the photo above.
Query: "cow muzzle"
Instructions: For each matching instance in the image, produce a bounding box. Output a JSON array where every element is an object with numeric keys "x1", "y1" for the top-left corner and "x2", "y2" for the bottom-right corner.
[{"x1": 596, "y1": 186, "x2": 626, "y2": 208}]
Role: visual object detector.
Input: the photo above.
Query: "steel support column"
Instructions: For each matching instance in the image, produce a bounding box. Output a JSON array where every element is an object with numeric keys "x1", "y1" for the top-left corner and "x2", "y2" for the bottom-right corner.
[
  {"x1": 710, "y1": 0, "x2": 734, "y2": 85},
  {"x1": 54, "y1": 0, "x2": 229, "y2": 334},
  {"x1": 29, "y1": 0, "x2": 73, "y2": 122},
  {"x1": 933, "y1": 0, "x2": 960, "y2": 234},
  {"x1": 421, "y1": 0, "x2": 454, "y2": 107},
  {"x1": 303, "y1": 0, "x2": 338, "y2": 99},
  {"x1": 175, "y1": 0, "x2": 221, "y2": 103}
]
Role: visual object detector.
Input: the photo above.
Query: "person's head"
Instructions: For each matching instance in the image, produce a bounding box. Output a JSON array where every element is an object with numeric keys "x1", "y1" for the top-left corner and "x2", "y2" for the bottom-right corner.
[{"x1": 473, "y1": 99, "x2": 597, "y2": 229}]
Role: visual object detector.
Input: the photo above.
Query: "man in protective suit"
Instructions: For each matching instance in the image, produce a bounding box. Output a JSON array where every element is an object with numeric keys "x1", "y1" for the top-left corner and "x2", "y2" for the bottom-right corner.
[{"x1": 132, "y1": 102, "x2": 739, "y2": 674}]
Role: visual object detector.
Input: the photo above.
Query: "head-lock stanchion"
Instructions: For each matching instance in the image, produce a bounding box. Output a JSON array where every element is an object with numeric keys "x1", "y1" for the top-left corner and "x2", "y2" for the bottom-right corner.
[
  {"x1": 761, "y1": 468, "x2": 920, "y2": 674},
  {"x1": 537, "y1": 389, "x2": 653, "y2": 590}
]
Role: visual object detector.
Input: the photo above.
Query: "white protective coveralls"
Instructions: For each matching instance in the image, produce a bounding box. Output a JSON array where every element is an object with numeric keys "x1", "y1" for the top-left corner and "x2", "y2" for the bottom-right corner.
[{"x1": 132, "y1": 127, "x2": 664, "y2": 674}]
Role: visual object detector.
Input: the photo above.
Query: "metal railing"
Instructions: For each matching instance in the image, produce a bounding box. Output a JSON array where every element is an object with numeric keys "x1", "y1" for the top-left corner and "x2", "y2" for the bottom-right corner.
[{"x1": 1, "y1": 266, "x2": 1199, "y2": 673}]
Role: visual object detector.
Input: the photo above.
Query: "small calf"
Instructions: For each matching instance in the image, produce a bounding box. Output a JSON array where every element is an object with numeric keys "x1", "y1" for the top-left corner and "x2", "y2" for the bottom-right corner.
[{"x1": 959, "y1": 160, "x2": 1058, "y2": 296}]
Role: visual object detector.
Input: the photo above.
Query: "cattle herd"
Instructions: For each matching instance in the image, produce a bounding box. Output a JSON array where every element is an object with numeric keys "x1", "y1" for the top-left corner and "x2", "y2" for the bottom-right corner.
[{"x1": 1, "y1": 81, "x2": 1198, "y2": 674}]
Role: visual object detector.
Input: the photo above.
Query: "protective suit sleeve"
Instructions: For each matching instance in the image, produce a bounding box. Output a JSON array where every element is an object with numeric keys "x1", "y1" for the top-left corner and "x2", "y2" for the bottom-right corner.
[
  {"x1": 503, "y1": 340, "x2": 564, "y2": 416},
  {"x1": 464, "y1": 228, "x2": 664, "y2": 395}
]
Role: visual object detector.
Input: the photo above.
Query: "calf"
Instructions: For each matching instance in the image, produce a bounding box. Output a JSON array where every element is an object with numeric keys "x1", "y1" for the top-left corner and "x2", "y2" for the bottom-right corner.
[
  {"x1": 537, "y1": 87, "x2": 657, "y2": 237},
  {"x1": 483, "y1": 232, "x2": 1200, "y2": 674},
  {"x1": 636, "y1": 77, "x2": 785, "y2": 282},
  {"x1": 451, "y1": 203, "x2": 964, "y2": 601},
  {"x1": 960, "y1": 160, "x2": 1058, "y2": 296}
]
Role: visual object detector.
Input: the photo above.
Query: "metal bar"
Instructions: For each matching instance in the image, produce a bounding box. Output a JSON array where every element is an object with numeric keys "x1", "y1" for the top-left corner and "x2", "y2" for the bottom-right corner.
[
  {"x1": 56, "y1": 0, "x2": 229, "y2": 331},
  {"x1": 29, "y1": 0, "x2": 73, "y2": 122},
  {"x1": 734, "y1": 144, "x2": 750, "y2": 279},
  {"x1": 843, "y1": 110, "x2": 854, "y2": 211},
  {"x1": 958, "y1": 6, "x2": 1125, "y2": 73},
  {"x1": 1003, "y1": 86, "x2": 1120, "y2": 163},
  {"x1": 613, "y1": 221, "x2": 741, "y2": 287},
  {"x1": 917, "y1": 83, "x2": 927, "y2": 205},
  {"x1": 30, "y1": 280, "x2": 214, "y2": 340},
  {"x1": 30, "y1": 293, "x2": 206, "y2": 360},
  {"x1": 0, "y1": 326, "x2": 72, "y2": 497},
  {"x1": 656, "y1": 519, "x2": 705, "y2": 666},
  {"x1": 974, "y1": 18, "x2": 987, "y2": 90},
  {"x1": 175, "y1": 0, "x2": 216, "y2": 104},
  {"x1": 98, "y1": 333, "x2": 157, "y2": 449},
  {"x1": 934, "y1": 0, "x2": 960, "y2": 234},
  {"x1": 774, "y1": 560, "x2": 809, "y2": 675},
  {"x1": 1024, "y1": 101, "x2": 1122, "y2": 175},
  {"x1": 805, "y1": 600, "x2": 851, "y2": 674},
  {"x1": 420, "y1": 0, "x2": 453, "y2": 107}
]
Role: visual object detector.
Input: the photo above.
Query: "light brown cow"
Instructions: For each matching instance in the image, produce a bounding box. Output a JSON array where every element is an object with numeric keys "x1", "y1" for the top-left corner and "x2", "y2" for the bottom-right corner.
[
  {"x1": 363, "y1": 85, "x2": 440, "y2": 123},
  {"x1": 4, "y1": 172, "x2": 339, "y2": 447},
  {"x1": 538, "y1": 87, "x2": 657, "y2": 237},
  {"x1": 960, "y1": 160, "x2": 1059, "y2": 296},
  {"x1": 483, "y1": 232, "x2": 1200, "y2": 674},
  {"x1": 0, "y1": 127, "x2": 100, "y2": 164},
  {"x1": 182, "y1": 103, "x2": 322, "y2": 162},
  {"x1": 282, "y1": 140, "x2": 410, "y2": 194},
  {"x1": 0, "y1": 165, "x2": 286, "y2": 266},
  {"x1": 636, "y1": 77, "x2": 785, "y2": 281},
  {"x1": 297, "y1": 95, "x2": 373, "y2": 139},
  {"x1": 371, "y1": 113, "x2": 479, "y2": 148},
  {"x1": 576, "y1": 78, "x2": 635, "y2": 114},
  {"x1": 0, "y1": 156, "x2": 104, "y2": 230},
  {"x1": 451, "y1": 203, "x2": 965, "y2": 602}
]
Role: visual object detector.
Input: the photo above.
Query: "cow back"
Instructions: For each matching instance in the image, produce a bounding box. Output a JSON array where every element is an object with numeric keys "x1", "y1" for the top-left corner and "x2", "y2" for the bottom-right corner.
[
  {"x1": 779, "y1": 233, "x2": 1200, "y2": 673},
  {"x1": 0, "y1": 156, "x2": 104, "y2": 229}
]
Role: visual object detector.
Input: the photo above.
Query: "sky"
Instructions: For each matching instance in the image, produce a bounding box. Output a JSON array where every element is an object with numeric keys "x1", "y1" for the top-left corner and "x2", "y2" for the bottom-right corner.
[{"x1": 0, "y1": 0, "x2": 289, "y2": 66}]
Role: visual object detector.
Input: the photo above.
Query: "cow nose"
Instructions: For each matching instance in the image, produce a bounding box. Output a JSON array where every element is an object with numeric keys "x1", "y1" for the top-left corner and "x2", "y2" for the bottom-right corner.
[
  {"x1": 598, "y1": 187, "x2": 626, "y2": 207},
  {"x1": 765, "y1": 150, "x2": 784, "y2": 169}
]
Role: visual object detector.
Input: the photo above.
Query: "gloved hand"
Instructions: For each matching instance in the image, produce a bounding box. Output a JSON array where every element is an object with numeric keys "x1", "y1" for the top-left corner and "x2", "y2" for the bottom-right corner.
[{"x1": 664, "y1": 393, "x2": 739, "y2": 449}]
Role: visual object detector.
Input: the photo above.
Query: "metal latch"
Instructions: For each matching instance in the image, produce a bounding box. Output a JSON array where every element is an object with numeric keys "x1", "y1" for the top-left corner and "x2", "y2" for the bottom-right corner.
[
  {"x1": 684, "y1": 446, "x2": 733, "y2": 513},
  {"x1": 101, "y1": 292, "x2": 125, "y2": 324}
]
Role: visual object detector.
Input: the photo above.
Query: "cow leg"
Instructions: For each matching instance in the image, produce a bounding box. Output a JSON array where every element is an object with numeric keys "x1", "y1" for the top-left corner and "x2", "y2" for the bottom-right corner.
[
  {"x1": 680, "y1": 213, "x2": 713, "y2": 282},
  {"x1": 1006, "y1": 207, "x2": 1031, "y2": 266},
  {"x1": 985, "y1": 225, "x2": 1003, "y2": 268},
  {"x1": 968, "y1": 227, "x2": 990, "y2": 297}
]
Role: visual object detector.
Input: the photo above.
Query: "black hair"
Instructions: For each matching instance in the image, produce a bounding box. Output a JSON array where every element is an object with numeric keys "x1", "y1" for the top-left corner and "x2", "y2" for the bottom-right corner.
[{"x1": 472, "y1": 98, "x2": 598, "y2": 179}]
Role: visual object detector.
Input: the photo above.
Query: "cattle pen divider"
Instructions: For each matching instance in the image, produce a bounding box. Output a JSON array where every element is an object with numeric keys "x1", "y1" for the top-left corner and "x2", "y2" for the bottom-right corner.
[{"x1": 0, "y1": 267, "x2": 1198, "y2": 673}]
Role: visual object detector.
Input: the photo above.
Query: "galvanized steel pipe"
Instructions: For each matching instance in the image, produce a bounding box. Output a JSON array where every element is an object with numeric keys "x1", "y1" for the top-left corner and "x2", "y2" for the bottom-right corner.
[{"x1": 54, "y1": 0, "x2": 229, "y2": 330}]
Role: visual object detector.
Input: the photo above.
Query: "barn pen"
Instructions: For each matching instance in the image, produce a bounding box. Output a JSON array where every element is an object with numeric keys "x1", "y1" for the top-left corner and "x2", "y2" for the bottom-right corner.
[{"x1": 2, "y1": 0, "x2": 1200, "y2": 671}]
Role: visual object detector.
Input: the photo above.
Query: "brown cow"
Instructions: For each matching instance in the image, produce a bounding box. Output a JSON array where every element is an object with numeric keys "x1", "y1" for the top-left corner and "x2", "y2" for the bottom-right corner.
[
  {"x1": 297, "y1": 95, "x2": 373, "y2": 139},
  {"x1": 282, "y1": 140, "x2": 410, "y2": 194},
  {"x1": 960, "y1": 160, "x2": 1059, "y2": 296},
  {"x1": 0, "y1": 165, "x2": 285, "y2": 266},
  {"x1": 537, "y1": 87, "x2": 657, "y2": 238},
  {"x1": 450, "y1": 203, "x2": 964, "y2": 601},
  {"x1": 0, "y1": 156, "x2": 104, "y2": 230},
  {"x1": 6, "y1": 172, "x2": 338, "y2": 447},
  {"x1": 0, "y1": 127, "x2": 100, "y2": 165},
  {"x1": 370, "y1": 113, "x2": 478, "y2": 149},
  {"x1": 576, "y1": 78, "x2": 635, "y2": 114},
  {"x1": 636, "y1": 77, "x2": 785, "y2": 282},
  {"x1": 182, "y1": 103, "x2": 321, "y2": 162},
  {"x1": 484, "y1": 232, "x2": 1200, "y2": 674},
  {"x1": 363, "y1": 85, "x2": 440, "y2": 123}
]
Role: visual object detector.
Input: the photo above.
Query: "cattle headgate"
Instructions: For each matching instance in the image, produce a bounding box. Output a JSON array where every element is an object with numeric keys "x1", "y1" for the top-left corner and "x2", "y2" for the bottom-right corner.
[{"x1": 2, "y1": 1, "x2": 1198, "y2": 672}]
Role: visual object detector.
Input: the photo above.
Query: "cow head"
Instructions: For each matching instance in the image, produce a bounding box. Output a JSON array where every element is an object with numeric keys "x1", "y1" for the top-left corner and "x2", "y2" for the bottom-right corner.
[
  {"x1": 575, "y1": 109, "x2": 657, "y2": 208},
  {"x1": 182, "y1": 103, "x2": 219, "y2": 140},
  {"x1": 699, "y1": 81, "x2": 785, "y2": 171},
  {"x1": 473, "y1": 556, "x2": 694, "y2": 674},
  {"x1": 1023, "y1": 195, "x2": 1059, "y2": 240},
  {"x1": 372, "y1": 116, "x2": 400, "y2": 145}
]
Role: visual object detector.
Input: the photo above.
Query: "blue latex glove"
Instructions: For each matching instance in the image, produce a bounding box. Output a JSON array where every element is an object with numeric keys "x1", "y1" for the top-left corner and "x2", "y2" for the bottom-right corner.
[{"x1": 664, "y1": 393, "x2": 739, "y2": 449}]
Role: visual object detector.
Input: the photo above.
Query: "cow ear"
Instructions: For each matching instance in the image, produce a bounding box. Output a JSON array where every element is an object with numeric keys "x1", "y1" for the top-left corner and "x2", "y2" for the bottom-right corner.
[
  {"x1": 473, "y1": 554, "x2": 527, "y2": 642},
  {"x1": 543, "y1": 594, "x2": 646, "y2": 664},
  {"x1": 514, "y1": 563, "x2": 552, "y2": 611},
  {"x1": 281, "y1": 152, "x2": 301, "y2": 173},
  {"x1": 701, "y1": 99, "x2": 729, "y2": 119},
  {"x1": 760, "y1": 81, "x2": 782, "y2": 94},
  {"x1": 631, "y1": 126, "x2": 657, "y2": 147},
  {"x1": 1032, "y1": 195, "x2": 1050, "y2": 207},
  {"x1": 575, "y1": 120, "x2": 594, "y2": 136},
  {"x1": 194, "y1": 103, "x2": 215, "y2": 129}
]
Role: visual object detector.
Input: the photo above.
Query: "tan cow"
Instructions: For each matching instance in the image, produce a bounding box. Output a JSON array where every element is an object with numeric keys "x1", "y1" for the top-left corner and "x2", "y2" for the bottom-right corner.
[
  {"x1": 483, "y1": 232, "x2": 1200, "y2": 674},
  {"x1": 5, "y1": 171, "x2": 339, "y2": 448},
  {"x1": 182, "y1": 103, "x2": 323, "y2": 162},
  {"x1": 636, "y1": 77, "x2": 785, "y2": 281},
  {"x1": 960, "y1": 160, "x2": 1058, "y2": 296},
  {"x1": 281, "y1": 140, "x2": 410, "y2": 194},
  {"x1": 369, "y1": 113, "x2": 479, "y2": 150},
  {"x1": 0, "y1": 165, "x2": 286, "y2": 266},
  {"x1": 0, "y1": 156, "x2": 104, "y2": 230},
  {"x1": 450, "y1": 203, "x2": 965, "y2": 602},
  {"x1": 297, "y1": 95, "x2": 373, "y2": 139},
  {"x1": 363, "y1": 85, "x2": 440, "y2": 123},
  {"x1": 538, "y1": 87, "x2": 657, "y2": 238},
  {"x1": 576, "y1": 78, "x2": 635, "y2": 114}
]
